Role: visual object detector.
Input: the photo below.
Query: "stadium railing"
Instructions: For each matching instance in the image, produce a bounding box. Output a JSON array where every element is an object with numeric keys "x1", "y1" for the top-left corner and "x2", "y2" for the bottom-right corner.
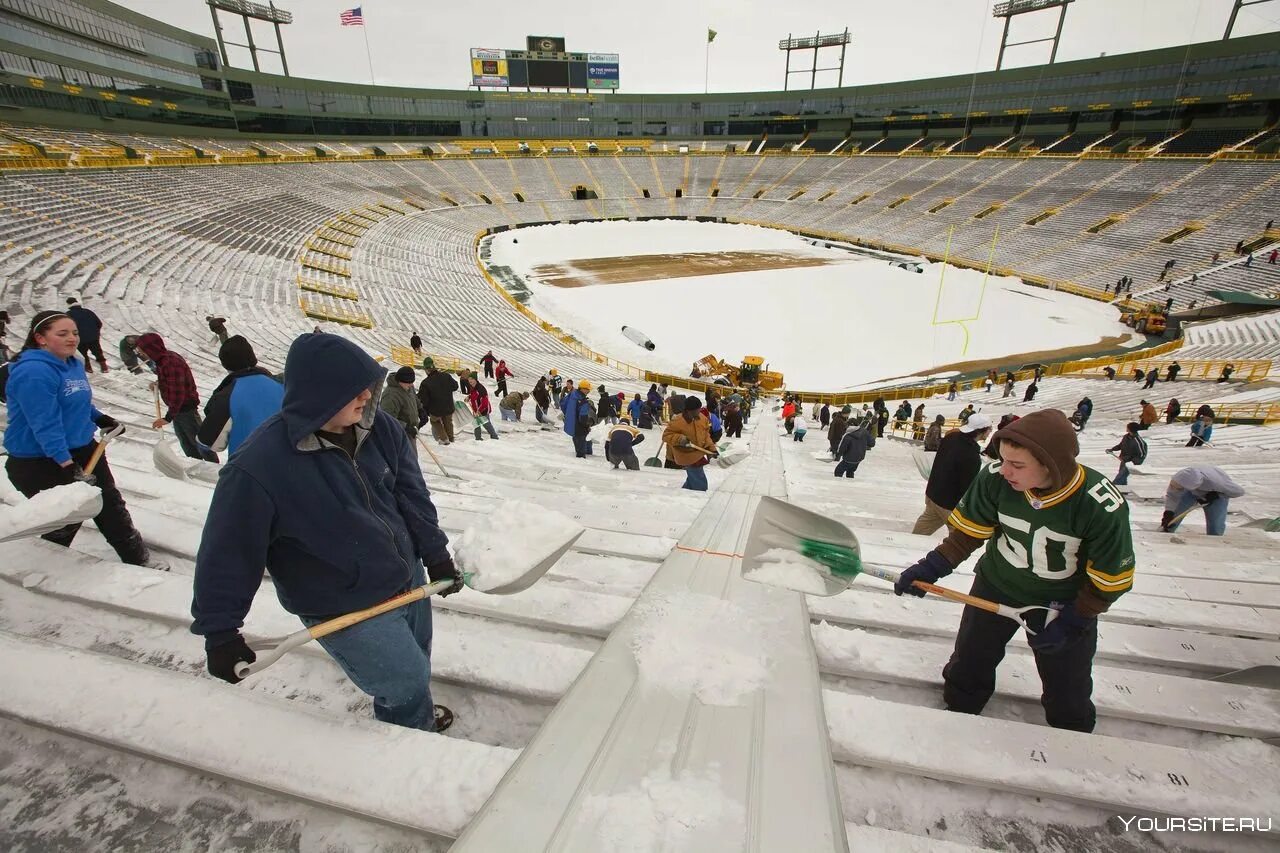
[{"x1": 1065, "y1": 358, "x2": 1272, "y2": 382}]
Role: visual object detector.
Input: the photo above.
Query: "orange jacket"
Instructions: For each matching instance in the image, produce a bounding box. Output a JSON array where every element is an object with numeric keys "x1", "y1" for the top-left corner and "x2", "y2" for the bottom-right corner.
[
  {"x1": 662, "y1": 414, "x2": 713, "y2": 467},
  {"x1": 1140, "y1": 403, "x2": 1158, "y2": 425}
]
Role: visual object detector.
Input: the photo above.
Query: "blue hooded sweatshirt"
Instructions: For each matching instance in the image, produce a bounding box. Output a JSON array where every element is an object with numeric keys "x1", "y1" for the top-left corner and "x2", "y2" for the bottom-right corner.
[
  {"x1": 3, "y1": 349, "x2": 102, "y2": 464},
  {"x1": 191, "y1": 333, "x2": 451, "y2": 643}
]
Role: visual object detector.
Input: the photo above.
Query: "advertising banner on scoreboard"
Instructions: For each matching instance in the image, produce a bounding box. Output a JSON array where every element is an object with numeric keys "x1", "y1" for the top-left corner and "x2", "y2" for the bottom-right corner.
[
  {"x1": 586, "y1": 53, "x2": 619, "y2": 90},
  {"x1": 470, "y1": 48, "x2": 509, "y2": 87}
]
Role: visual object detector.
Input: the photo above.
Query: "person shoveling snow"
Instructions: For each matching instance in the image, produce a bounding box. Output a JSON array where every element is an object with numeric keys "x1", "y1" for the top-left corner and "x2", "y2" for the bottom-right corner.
[
  {"x1": 191, "y1": 334, "x2": 583, "y2": 735},
  {"x1": 744, "y1": 410, "x2": 1137, "y2": 734}
]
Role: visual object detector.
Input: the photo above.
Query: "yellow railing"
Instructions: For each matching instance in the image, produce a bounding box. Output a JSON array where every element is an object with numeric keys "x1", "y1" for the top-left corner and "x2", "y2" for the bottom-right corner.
[
  {"x1": 1177, "y1": 402, "x2": 1280, "y2": 425},
  {"x1": 299, "y1": 255, "x2": 351, "y2": 277},
  {"x1": 297, "y1": 275, "x2": 359, "y2": 300},
  {"x1": 389, "y1": 345, "x2": 480, "y2": 373},
  {"x1": 299, "y1": 298, "x2": 373, "y2": 328},
  {"x1": 887, "y1": 418, "x2": 965, "y2": 440},
  {"x1": 1066, "y1": 358, "x2": 1271, "y2": 382}
]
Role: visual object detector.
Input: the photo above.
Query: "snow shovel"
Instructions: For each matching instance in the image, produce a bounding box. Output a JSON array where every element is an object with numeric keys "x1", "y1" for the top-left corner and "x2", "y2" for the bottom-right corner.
[
  {"x1": 741, "y1": 496, "x2": 1056, "y2": 631},
  {"x1": 643, "y1": 435, "x2": 667, "y2": 468},
  {"x1": 235, "y1": 525, "x2": 584, "y2": 679},
  {"x1": 417, "y1": 436, "x2": 459, "y2": 480},
  {"x1": 152, "y1": 385, "x2": 162, "y2": 420},
  {"x1": 0, "y1": 482, "x2": 102, "y2": 543},
  {"x1": 691, "y1": 443, "x2": 747, "y2": 468}
]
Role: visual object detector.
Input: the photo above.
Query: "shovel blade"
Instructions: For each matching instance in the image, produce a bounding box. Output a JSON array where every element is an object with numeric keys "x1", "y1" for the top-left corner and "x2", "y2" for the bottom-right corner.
[
  {"x1": 462, "y1": 527, "x2": 584, "y2": 595},
  {"x1": 741, "y1": 496, "x2": 861, "y2": 596}
]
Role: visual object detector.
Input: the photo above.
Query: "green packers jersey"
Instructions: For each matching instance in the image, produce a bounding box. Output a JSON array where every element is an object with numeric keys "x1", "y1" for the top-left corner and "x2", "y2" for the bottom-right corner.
[{"x1": 947, "y1": 461, "x2": 1136, "y2": 606}]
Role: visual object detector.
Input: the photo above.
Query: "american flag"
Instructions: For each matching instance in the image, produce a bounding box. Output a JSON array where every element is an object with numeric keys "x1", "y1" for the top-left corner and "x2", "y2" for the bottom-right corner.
[{"x1": 339, "y1": 7, "x2": 363, "y2": 26}]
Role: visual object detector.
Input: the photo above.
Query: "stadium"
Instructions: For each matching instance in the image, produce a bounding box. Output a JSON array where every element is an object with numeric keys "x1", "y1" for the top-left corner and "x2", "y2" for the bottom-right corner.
[{"x1": 0, "y1": 0, "x2": 1278, "y2": 850}]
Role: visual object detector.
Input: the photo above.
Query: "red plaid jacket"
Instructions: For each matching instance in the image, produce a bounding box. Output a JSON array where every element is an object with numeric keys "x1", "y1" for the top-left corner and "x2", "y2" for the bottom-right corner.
[{"x1": 155, "y1": 353, "x2": 200, "y2": 421}]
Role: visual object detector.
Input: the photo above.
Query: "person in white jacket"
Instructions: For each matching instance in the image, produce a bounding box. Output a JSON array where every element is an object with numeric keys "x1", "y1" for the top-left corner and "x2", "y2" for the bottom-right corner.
[
  {"x1": 793, "y1": 415, "x2": 808, "y2": 442},
  {"x1": 1160, "y1": 465, "x2": 1245, "y2": 536}
]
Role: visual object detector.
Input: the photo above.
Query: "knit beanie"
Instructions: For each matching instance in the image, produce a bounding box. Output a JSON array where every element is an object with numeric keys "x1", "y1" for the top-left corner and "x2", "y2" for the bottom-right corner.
[
  {"x1": 218, "y1": 335, "x2": 258, "y2": 371},
  {"x1": 684, "y1": 395, "x2": 702, "y2": 412},
  {"x1": 395, "y1": 366, "x2": 415, "y2": 383},
  {"x1": 992, "y1": 409, "x2": 1079, "y2": 492}
]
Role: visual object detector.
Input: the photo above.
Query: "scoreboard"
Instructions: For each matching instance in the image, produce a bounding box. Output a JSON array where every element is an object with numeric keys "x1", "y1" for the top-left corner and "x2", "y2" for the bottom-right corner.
[{"x1": 470, "y1": 37, "x2": 619, "y2": 91}]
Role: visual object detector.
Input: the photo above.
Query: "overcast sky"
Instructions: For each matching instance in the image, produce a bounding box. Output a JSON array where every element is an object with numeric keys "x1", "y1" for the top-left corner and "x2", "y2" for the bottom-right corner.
[{"x1": 118, "y1": 0, "x2": 1278, "y2": 93}]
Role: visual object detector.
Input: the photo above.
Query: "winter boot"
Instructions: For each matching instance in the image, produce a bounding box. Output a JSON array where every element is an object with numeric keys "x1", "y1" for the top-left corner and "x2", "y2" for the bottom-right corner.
[
  {"x1": 433, "y1": 704, "x2": 455, "y2": 733},
  {"x1": 97, "y1": 360, "x2": 109, "y2": 373}
]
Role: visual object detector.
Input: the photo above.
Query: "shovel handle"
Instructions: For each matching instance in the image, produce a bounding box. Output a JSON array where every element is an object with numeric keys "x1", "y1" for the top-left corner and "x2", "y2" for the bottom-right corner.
[
  {"x1": 911, "y1": 580, "x2": 1003, "y2": 615},
  {"x1": 234, "y1": 580, "x2": 456, "y2": 679},
  {"x1": 84, "y1": 425, "x2": 125, "y2": 475}
]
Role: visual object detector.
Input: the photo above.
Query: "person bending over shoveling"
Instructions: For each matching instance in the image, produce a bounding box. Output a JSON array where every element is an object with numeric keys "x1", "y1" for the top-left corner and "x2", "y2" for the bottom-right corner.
[
  {"x1": 190, "y1": 333, "x2": 463, "y2": 732},
  {"x1": 893, "y1": 409, "x2": 1136, "y2": 733}
]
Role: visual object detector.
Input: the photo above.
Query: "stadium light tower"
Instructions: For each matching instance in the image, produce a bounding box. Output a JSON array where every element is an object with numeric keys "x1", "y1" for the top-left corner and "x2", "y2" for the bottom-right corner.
[
  {"x1": 1225, "y1": 0, "x2": 1280, "y2": 38},
  {"x1": 778, "y1": 30, "x2": 851, "y2": 91},
  {"x1": 992, "y1": 0, "x2": 1075, "y2": 71},
  {"x1": 208, "y1": 0, "x2": 293, "y2": 76}
]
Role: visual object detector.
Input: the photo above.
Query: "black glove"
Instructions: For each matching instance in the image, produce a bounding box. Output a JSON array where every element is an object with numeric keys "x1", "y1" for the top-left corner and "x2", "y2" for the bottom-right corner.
[
  {"x1": 206, "y1": 632, "x2": 256, "y2": 684},
  {"x1": 893, "y1": 551, "x2": 952, "y2": 597},
  {"x1": 428, "y1": 558, "x2": 465, "y2": 597},
  {"x1": 1159, "y1": 510, "x2": 1176, "y2": 531},
  {"x1": 61, "y1": 464, "x2": 97, "y2": 487},
  {"x1": 1198, "y1": 491, "x2": 1222, "y2": 506},
  {"x1": 1025, "y1": 601, "x2": 1095, "y2": 655},
  {"x1": 94, "y1": 414, "x2": 122, "y2": 434}
]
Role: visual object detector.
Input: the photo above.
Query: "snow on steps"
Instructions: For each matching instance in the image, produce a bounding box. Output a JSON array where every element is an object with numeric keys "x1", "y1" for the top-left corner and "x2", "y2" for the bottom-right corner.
[
  {"x1": 0, "y1": 541, "x2": 592, "y2": 703},
  {"x1": 0, "y1": 631, "x2": 516, "y2": 841},
  {"x1": 813, "y1": 623, "x2": 1280, "y2": 740},
  {"x1": 824, "y1": 691, "x2": 1280, "y2": 825},
  {"x1": 455, "y1": 422, "x2": 846, "y2": 852}
]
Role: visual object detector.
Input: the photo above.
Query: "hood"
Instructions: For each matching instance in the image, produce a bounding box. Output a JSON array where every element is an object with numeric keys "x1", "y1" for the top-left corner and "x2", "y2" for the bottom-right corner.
[
  {"x1": 281, "y1": 333, "x2": 386, "y2": 447},
  {"x1": 135, "y1": 332, "x2": 169, "y2": 360},
  {"x1": 15, "y1": 348, "x2": 73, "y2": 372},
  {"x1": 218, "y1": 335, "x2": 258, "y2": 372},
  {"x1": 992, "y1": 409, "x2": 1079, "y2": 492}
]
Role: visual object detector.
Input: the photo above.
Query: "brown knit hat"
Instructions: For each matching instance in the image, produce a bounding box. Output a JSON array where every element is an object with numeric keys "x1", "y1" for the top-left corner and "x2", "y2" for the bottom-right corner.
[{"x1": 992, "y1": 409, "x2": 1079, "y2": 491}]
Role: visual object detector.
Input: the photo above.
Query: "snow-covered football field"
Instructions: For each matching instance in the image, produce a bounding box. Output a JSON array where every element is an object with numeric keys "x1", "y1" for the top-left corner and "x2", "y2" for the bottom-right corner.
[{"x1": 487, "y1": 220, "x2": 1139, "y2": 390}]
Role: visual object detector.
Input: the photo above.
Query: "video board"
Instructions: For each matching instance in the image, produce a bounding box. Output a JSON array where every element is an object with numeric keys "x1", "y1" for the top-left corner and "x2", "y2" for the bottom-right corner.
[{"x1": 469, "y1": 42, "x2": 619, "y2": 91}]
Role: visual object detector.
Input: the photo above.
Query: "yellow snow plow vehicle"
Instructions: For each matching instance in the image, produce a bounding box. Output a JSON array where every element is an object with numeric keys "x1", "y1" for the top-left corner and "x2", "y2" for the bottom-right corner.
[
  {"x1": 693, "y1": 354, "x2": 785, "y2": 391},
  {"x1": 1118, "y1": 300, "x2": 1168, "y2": 335}
]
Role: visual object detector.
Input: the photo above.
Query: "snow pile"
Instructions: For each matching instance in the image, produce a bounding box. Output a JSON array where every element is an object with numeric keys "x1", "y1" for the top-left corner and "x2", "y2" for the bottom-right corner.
[
  {"x1": 629, "y1": 592, "x2": 770, "y2": 705},
  {"x1": 0, "y1": 482, "x2": 101, "y2": 543},
  {"x1": 577, "y1": 764, "x2": 745, "y2": 853},
  {"x1": 744, "y1": 547, "x2": 831, "y2": 595},
  {"x1": 487, "y1": 220, "x2": 1133, "y2": 390},
  {"x1": 453, "y1": 500, "x2": 584, "y2": 593}
]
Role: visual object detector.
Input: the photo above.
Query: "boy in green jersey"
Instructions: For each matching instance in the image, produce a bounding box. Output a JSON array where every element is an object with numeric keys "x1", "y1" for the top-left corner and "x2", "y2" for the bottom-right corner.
[{"x1": 894, "y1": 409, "x2": 1136, "y2": 732}]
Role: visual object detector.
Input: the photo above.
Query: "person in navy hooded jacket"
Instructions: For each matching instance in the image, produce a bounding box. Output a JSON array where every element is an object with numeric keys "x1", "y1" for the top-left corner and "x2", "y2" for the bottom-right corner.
[
  {"x1": 4, "y1": 310, "x2": 163, "y2": 568},
  {"x1": 197, "y1": 335, "x2": 283, "y2": 456},
  {"x1": 191, "y1": 333, "x2": 462, "y2": 732}
]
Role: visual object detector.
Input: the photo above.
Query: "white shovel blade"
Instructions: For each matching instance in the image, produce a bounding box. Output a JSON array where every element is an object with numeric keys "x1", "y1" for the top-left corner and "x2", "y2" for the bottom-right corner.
[{"x1": 0, "y1": 482, "x2": 102, "y2": 543}]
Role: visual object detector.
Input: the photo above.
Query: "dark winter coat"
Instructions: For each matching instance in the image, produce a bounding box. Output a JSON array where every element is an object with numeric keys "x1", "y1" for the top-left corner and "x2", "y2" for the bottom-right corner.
[
  {"x1": 410, "y1": 334, "x2": 422, "y2": 350},
  {"x1": 1110, "y1": 433, "x2": 1147, "y2": 464},
  {"x1": 924, "y1": 421, "x2": 944, "y2": 451},
  {"x1": 820, "y1": 404, "x2": 830, "y2": 428},
  {"x1": 827, "y1": 412, "x2": 849, "y2": 447},
  {"x1": 647, "y1": 388, "x2": 664, "y2": 415},
  {"x1": 836, "y1": 423, "x2": 876, "y2": 465},
  {"x1": 191, "y1": 334, "x2": 450, "y2": 641},
  {"x1": 381, "y1": 378, "x2": 422, "y2": 436},
  {"x1": 608, "y1": 424, "x2": 644, "y2": 456},
  {"x1": 532, "y1": 379, "x2": 551, "y2": 410},
  {"x1": 67, "y1": 304, "x2": 103, "y2": 344},
  {"x1": 925, "y1": 430, "x2": 982, "y2": 511},
  {"x1": 417, "y1": 369, "x2": 458, "y2": 417}
]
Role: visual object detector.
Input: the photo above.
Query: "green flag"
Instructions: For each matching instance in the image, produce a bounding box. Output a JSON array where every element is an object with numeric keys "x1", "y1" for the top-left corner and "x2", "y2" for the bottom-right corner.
[{"x1": 707, "y1": 28, "x2": 717, "y2": 43}]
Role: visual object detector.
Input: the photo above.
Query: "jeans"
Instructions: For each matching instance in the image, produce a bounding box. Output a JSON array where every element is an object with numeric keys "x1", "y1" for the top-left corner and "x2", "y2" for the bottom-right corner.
[
  {"x1": 473, "y1": 418, "x2": 499, "y2": 440},
  {"x1": 1165, "y1": 490, "x2": 1229, "y2": 536},
  {"x1": 1112, "y1": 462, "x2": 1129, "y2": 486},
  {"x1": 7, "y1": 445, "x2": 150, "y2": 564},
  {"x1": 612, "y1": 451, "x2": 639, "y2": 470},
  {"x1": 793, "y1": 430, "x2": 806, "y2": 442},
  {"x1": 682, "y1": 464, "x2": 708, "y2": 491},
  {"x1": 573, "y1": 427, "x2": 589, "y2": 458},
  {"x1": 499, "y1": 407, "x2": 517, "y2": 422},
  {"x1": 535, "y1": 406, "x2": 549, "y2": 424},
  {"x1": 302, "y1": 566, "x2": 436, "y2": 730},
  {"x1": 834, "y1": 460, "x2": 860, "y2": 478},
  {"x1": 172, "y1": 409, "x2": 219, "y2": 462},
  {"x1": 943, "y1": 573, "x2": 1097, "y2": 732}
]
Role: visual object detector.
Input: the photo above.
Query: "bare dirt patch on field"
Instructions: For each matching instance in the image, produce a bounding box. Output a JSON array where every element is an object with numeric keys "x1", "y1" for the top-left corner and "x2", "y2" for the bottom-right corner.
[{"x1": 533, "y1": 251, "x2": 836, "y2": 287}]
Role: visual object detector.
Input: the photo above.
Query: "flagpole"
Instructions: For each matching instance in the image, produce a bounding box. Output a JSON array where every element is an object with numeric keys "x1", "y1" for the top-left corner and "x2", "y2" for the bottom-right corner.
[
  {"x1": 361, "y1": 10, "x2": 375, "y2": 84},
  {"x1": 704, "y1": 39, "x2": 709, "y2": 94}
]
